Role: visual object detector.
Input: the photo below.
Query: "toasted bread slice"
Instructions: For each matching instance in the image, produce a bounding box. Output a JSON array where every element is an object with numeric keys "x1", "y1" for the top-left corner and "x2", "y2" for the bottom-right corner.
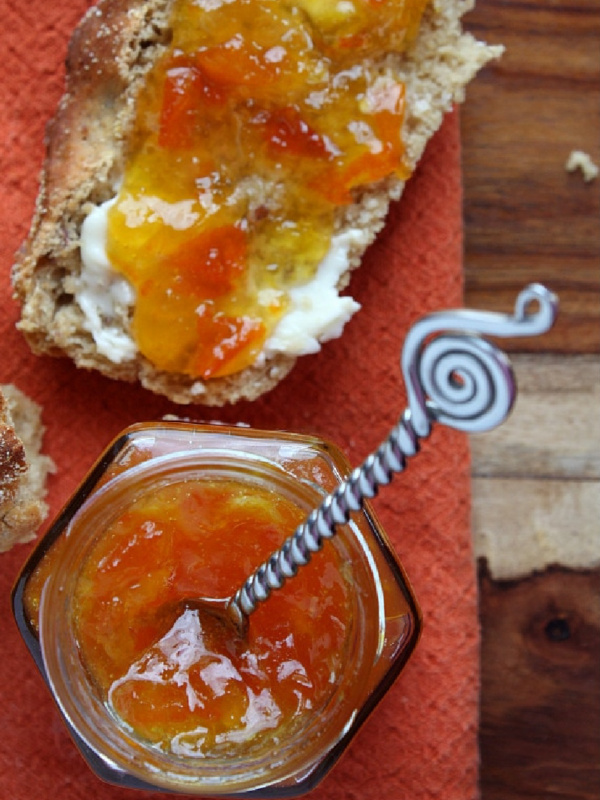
[{"x1": 12, "y1": 0, "x2": 501, "y2": 405}]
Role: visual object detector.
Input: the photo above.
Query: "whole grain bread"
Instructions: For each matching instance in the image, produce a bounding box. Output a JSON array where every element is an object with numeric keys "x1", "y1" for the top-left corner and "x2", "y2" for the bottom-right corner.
[
  {"x1": 0, "y1": 385, "x2": 55, "y2": 552},
  {"x1": 12, "y1": 0, "x2": 502, "y2": 406}
]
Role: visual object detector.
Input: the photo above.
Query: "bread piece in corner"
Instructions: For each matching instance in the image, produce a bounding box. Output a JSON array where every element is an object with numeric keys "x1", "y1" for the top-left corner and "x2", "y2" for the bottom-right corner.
[
  {"x1": 13, "y1": 0, "x2": 503, "y2": 406},
  {"x1": 0, "y1": 385, "x2": 55, "y2": 552}
]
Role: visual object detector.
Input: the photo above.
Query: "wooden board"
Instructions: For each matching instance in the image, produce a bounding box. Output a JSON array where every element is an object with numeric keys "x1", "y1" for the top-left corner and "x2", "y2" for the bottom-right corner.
[
  {"x1": 471, "y1": 355, "x2": 600, "y2": 797},
  {"x1": 460, "y1": 0, "x2": 600, "y2": 795},
  {"x1": 471, "y1": 356, "x2": 600, "y2": 798}
]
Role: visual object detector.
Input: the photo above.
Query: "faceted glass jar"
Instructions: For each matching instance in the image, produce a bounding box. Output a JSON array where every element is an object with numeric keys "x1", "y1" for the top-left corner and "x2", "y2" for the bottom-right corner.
[{"x1": 12, "y1": 422, "x2": 421, "y2": 797}]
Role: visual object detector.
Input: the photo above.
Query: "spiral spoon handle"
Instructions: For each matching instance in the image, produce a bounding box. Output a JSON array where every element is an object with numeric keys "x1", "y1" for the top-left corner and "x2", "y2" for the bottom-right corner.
[{"x1": 231, "y1": 284, "x2": 558, "y2": 620}]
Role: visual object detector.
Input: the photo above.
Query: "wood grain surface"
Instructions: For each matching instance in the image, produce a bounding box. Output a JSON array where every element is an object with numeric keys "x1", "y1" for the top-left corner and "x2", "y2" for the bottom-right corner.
[
  {"x1": 478, "y1": 565, "x2": 600, "y2": 800},
  {"x1": 471, "y1": 355, "x2": 600, "y2": 579},
  {"x1": 460, "y1": 0, "x2": 600, "y2": 795},
  {"x1": 461, "y1": 0, "x2": 600, "y2": 353},
  {"x1": 471, "y1": 356, "x2": 600, "y2": 799}
]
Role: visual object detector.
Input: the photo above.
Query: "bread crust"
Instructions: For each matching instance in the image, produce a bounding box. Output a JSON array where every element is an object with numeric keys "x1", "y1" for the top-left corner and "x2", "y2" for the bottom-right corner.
[
  {"x1": 0, "y1": 386, "x2": 55, "y2": 552},
  {"x1": 12, "y1": 0, "x2": 501, "y2": 406}
]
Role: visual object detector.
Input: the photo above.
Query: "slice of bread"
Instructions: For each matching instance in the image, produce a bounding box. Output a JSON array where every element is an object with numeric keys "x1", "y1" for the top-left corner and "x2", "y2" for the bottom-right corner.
[
  {"x1": 0, "y1": 385, "x2": 55, "y2": 552},
  {"x1": 12, "y1": 0, "x2": 502, "y2": 406}
]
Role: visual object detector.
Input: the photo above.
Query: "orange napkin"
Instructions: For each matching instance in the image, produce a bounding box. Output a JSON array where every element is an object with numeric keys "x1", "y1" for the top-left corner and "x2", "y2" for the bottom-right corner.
[{"x1": 0, "y1": 2, "x2": 478, "y2": 798}]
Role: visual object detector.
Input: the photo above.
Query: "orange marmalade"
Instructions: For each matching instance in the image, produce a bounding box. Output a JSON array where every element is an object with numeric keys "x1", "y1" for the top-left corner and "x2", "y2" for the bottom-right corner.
[
  {"x1": 106, "y1": 0, "x2": 426, "y2": 379},
  {"x1": 63, "y1": 477, "x2": 352, "y2": 756}
]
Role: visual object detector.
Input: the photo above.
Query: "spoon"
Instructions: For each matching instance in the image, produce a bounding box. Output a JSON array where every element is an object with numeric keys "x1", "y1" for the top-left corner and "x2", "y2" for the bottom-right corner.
[{"x1": 188, "y1": 284, "x2": 558, "y2": 637}]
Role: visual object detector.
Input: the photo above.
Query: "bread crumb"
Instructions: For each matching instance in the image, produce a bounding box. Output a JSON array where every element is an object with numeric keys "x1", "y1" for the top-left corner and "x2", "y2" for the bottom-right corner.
[{"x1": 565, "y1": 150, "x2": 599, "y2": 183}]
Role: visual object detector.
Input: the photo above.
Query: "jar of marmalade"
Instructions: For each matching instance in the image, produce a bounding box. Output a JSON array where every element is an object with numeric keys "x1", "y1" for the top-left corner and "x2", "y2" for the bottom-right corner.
[{"x1": 12, "y1": 421, "x2": 421, "y2": 796}]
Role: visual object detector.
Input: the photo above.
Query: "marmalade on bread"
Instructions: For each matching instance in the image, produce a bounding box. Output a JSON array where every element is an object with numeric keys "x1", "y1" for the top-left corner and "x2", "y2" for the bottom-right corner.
[{"x1": 106, "y1": 0, "x2": 426, "y2": 379}]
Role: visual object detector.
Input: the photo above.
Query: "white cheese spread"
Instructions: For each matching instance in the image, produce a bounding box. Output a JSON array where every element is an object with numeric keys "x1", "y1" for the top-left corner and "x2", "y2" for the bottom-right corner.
[{"x1": 77, "y1": 199, "x2": 137, "y2": 363}]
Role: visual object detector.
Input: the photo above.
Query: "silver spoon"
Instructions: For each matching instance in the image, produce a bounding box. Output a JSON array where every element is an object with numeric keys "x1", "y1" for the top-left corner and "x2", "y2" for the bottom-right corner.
[{"x1": 188, "y1": 284, "x2": 558, "y2": 637}]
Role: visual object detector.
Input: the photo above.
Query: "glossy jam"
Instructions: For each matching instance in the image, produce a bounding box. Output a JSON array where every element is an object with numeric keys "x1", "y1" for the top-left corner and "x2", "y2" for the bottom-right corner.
[
  {"x1": 106, "y1": 0, "x2": 426, "y2": 378},
  {"x1": 44, "y1": 477, "x2": 352, "y2": 756}
]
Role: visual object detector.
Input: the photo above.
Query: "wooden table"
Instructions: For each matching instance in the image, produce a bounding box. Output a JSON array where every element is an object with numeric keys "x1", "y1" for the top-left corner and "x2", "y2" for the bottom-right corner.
[{"x1": 460, "y1": 0, "x2": 600, "y2": 796}]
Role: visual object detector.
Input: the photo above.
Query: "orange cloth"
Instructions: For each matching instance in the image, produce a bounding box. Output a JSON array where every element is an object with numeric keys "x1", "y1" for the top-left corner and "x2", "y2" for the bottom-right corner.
[{"x1": 0, "y1": 2, "x2": 478, "y2": 798}]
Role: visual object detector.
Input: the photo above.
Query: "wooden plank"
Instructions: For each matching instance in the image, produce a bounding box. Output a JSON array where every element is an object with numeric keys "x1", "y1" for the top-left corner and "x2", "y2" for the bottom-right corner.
[
  {"x1": 479, "y1": 566, "x2": 600, "y2": 800},
  {"x1": 472, "y1": 477, "x2": 600, "y2": 579},
  {"x1": 470, "y1": 354, "x2": 600, "y2": 481},
  {"x1": 461, "y1": 0, "x2": 600, "y2": 353},
  {"x1": 471, "y1": 355, "x2": 599, "y2": 579}
]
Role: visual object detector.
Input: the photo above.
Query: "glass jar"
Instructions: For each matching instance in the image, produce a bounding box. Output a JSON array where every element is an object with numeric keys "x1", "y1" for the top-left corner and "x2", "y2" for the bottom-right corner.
[{"x1": 12, "y1": 421, "x2": 421, "y2": 797}]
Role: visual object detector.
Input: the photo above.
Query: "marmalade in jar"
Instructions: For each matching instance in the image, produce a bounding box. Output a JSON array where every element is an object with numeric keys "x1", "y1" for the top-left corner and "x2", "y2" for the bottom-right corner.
[
  {"x1": 43, "y1": 476, "x2": 353, "y2": 756},
  {"x1": 105, "y1": 0, "x2": 427, "y2": 379}
]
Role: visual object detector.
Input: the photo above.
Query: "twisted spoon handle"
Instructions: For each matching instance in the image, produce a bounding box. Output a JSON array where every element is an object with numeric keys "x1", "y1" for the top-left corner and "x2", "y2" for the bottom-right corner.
[{"x1": 233, "y1": 283, "x2": 558, "y2": 618}]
